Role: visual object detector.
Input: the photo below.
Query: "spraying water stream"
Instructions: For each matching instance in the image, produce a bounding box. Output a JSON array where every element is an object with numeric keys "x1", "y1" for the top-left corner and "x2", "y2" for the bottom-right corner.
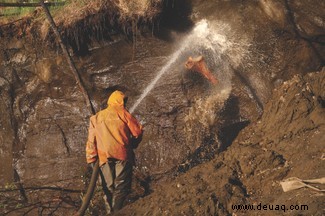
[
  {"x1": 130, "y1": 20, "x2": 209, "y2": 113},
  {"x1": 130, "y1": 19, "x2": 250, "y2": 113}
]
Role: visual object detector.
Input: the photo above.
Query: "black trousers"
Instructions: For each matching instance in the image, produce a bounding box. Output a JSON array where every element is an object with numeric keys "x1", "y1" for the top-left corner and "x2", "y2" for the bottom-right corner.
[{"x1": 99, "y1": 158, "x2": 132, "y2": 213}]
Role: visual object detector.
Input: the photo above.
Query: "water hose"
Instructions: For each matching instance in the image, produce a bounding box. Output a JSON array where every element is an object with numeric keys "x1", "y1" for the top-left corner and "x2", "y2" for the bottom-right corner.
[{"x1": 76, "y1": 160, "x2": 100, "y2": 215}]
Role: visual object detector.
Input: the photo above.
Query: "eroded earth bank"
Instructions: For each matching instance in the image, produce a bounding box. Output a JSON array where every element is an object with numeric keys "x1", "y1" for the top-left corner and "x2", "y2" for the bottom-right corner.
[{"x1": 0, "y1": 0, "x2": 324, "y2": 215}]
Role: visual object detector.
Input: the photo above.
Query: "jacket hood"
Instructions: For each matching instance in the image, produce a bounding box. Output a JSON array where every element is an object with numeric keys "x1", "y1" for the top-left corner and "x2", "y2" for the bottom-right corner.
[{"x1": 107, "y1": 90, "x2": 125, "y2": 107}]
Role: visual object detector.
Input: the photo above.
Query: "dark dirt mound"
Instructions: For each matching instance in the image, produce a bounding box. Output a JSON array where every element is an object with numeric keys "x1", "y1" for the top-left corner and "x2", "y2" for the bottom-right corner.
[{"x1": 117, "y1": 69, "x2": 325, "y2": 215}]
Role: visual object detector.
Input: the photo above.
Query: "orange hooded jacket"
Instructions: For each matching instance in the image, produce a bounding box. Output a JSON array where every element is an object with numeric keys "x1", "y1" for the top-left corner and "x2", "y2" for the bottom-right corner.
[{"x1": 86, "y1": 91, "x2": 143, "y2": 166}]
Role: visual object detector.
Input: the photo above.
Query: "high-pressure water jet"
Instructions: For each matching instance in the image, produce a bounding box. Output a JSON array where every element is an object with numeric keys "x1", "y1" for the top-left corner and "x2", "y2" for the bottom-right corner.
[{"x1": 129, "y1": 20, "x2": 210, "y2": 113}]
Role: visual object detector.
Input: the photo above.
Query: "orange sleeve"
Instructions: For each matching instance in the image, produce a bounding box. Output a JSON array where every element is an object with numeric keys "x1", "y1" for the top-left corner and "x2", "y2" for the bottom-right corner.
[
  {"x1": 123, "y1": 110, "x2": 143, "y2": 138},
  {"x1": 86, "y1": 116, "x2": 98, "y2": 164}
]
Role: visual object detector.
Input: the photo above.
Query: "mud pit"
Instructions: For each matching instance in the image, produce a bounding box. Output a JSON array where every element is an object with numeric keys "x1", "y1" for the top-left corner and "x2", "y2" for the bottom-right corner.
[{"x1": 0, "y1": 0, "x2": 324, "y2": 215}]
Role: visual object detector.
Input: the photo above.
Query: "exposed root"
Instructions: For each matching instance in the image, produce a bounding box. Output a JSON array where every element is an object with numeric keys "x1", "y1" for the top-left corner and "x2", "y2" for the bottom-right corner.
[{"x1": 0, "y1": 0, "x2": 164, "y2": 55}]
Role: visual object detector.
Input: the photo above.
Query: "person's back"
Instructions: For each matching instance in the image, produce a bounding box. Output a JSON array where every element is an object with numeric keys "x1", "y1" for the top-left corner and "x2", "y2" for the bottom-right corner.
[{"x1": 85, "y1": 90, "x2": 143, "y2": 213}]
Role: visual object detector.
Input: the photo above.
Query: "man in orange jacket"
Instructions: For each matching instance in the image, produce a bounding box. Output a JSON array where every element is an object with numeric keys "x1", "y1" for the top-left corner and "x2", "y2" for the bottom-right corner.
[{"x1": 86, "y1": 90, "x2": 143, "y2": 213}]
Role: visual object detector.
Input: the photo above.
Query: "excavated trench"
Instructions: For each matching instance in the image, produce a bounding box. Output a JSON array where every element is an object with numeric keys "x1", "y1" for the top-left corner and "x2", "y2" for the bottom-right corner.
[{"x1": 0, "y1": 0, "x2": 324, "y2": 215}]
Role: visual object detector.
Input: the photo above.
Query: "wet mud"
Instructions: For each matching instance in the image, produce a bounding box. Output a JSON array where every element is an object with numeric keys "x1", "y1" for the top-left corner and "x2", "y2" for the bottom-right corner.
[{"x1": 0, "y1": 0, "x2": 324, "y2": 215}]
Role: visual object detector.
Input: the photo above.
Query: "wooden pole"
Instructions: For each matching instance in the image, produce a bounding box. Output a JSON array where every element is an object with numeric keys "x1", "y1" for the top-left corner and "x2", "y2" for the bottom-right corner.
[
  {"x1": 39, "y1": 0, "x2": 94, "y2": 115},
  {"x1": 39, "y1": 1, "x2": 99, "y2": 215}
]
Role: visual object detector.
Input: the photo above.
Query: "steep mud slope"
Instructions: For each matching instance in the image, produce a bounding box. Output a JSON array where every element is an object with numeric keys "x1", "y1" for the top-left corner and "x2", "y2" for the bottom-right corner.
[{"x1": 117, "y1": 69, "x2": 324, "y2": 215}]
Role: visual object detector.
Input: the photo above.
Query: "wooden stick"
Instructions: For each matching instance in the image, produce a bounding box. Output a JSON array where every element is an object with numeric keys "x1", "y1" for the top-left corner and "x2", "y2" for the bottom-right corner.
[
  {"x1": 39, "y1": 0, "x2": 94, "y2": 115},
  {"x1": 39, "y1": 1, "x2": 99, "y2": 215}
]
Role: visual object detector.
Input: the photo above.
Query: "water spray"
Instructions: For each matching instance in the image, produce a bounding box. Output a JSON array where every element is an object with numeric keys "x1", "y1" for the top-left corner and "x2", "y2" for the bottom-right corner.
[
  {"x1": 129, "y1": 19, "x2": 251, "y2": 113},
  {"x1": 129, "y1": 20, "x2": 210, "y2": 113}
]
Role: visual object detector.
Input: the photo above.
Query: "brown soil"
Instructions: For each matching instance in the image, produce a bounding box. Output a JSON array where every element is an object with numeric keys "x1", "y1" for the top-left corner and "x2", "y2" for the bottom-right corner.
[
  {"x1": 116, "y1": 69, "x2": 325, "y2": 215},
  {"x1": 0, "y1": 1, "x2": 324, "y2": 215}
]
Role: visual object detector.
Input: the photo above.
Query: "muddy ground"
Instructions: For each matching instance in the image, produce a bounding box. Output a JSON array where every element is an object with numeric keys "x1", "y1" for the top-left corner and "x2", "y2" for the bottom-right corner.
[
  {"x1": 0, "y1": 0, "x2": 324, "y2": 215},
  {"x1": 116, "y1": 69, "x2": 325, "y2": 216}
]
